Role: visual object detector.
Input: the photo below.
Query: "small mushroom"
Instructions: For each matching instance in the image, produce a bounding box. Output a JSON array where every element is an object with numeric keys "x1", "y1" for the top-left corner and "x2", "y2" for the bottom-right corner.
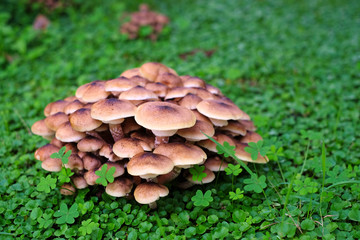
[
  {"x1": 105, "y1": 177, "x2": 133, "y2": 197},
  {"x1": 60, "y1": 183, "x2": 76, "y2": 196},
  {"x1": 134, "y1": 182, "x2": 169, "y2": 209}
]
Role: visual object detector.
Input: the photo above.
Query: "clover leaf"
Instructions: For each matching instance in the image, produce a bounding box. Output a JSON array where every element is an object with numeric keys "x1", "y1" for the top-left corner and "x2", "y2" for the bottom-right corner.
[
  {"x1": 95, "y1": 164, "x2": 116, "y2": 186},
  {"x1": 38, "y1": 213, "x2": 53, "y2": 228},
  {"x1": 37, "y1": 175, "x2": 57, "y2": 193},
  {"x1": 224, "y1": 164, "x2": 243, "y2": 176},
  {"x1": 325, "y1": 165, "x2": 348, "y2": 184},
  {"x1": 79, "y1": 219, "x2": 99, "y2": 235},
  {"x1": 229, "y1": 188, "x2": 244, "y2": 201},
  {"x1": 267, "y1": 144, "x2": 284, "y2": 162},
  {"x1": 294, "y1": 177, "x2": 318, "y2": 195},
  {"x1": 191, "y1": 190, "x2": 213, "y2": 207},
  {"x1": 244, "y1": 175, "x2": 267, "y2": 193},
  {"x1": 58, "y1": 167, "x2": 74, "y2": 184},
  {"x1": 216, "y1": 141, "x2": 236, "y2": 157},
  {"x1": 50, "y1": 146, "x2": 72, "y2": 164},
  {"x1": 54, "y1": 202, "x2": 79, "y2": 224},
  {"x1": 189, "y1": 165, "x2": 207, "y2": 182},
  {"x1": 244, "y1": 140, "x2": 269, "y2": 160}
]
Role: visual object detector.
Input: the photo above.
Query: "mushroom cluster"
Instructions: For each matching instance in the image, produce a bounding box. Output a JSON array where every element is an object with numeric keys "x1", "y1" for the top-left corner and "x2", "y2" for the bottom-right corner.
[
  {"x1": 31, "y1": 62, "x2": 268, "y2": 208},
  {"x1": 120, "y1": 4, "x2": 169, "y2": 40}
]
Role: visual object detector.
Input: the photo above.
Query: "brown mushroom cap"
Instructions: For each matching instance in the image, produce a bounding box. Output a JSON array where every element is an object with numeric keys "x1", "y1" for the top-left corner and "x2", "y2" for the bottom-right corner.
[
  {"x1": 44, "y1": 112, "x2": 69, "y2": 131},
  {"x1": 204, "y1": 156, "x2": 228, "y2": 171},
  {"x1": 44, "y1": 100, "x2": 68, "y2": 117},
  {"x1": 60, "y1": 183, "x2": 76, "y2": 196},
  {"x1": 41, "y1": 158, "x2": 62, "y2": 172},
  {"x1": 177, "y1": 120, "x2": 215, "y2": 141},
  {"x1": 182, "y1": 76, "x2": 206, "y2": 88},
  {"x1": 209, "y1": 118, "x2": 228, "y2": 127},
  {"x1": 235, "y1": 143, "x2": 268, "y2": 164},
  {"x1": 197, "y1": 133, "x2": 236, "y2": 152},
  {"x1": 84, "y1": 170, "x2": 100, "y2": 185},
  {"x1": 196, "y1": 99, "x2": 250, "y2": 120},
  {"x1": 119, "y1": 86, "x2": 158, "y2": 101},
  {"x1": 164, "y1": 87, "x2": 192, "y2": 100},
  {"x1": 105, "y1": 177, "x2": 133, "y2": 197},
  {"x1": 69, "y1": 108, "x2": 102, "y2": 132},
  {"x1": 155, "y1": 72, "x2": 183, "y2": 88},
  {"x1": 105, "y1": 77, "x2": 136, "y2": 92},
  {"x1": 83, "y1": 154, "x2": 102, "y2": 170},
  {"x1": 122, "y1": 118, "x2": 142, "y2": 135},
  {"x1": 219, "y1": 120, "x2": 247, "y2": 136},
  {"x1": 134, "y1": 182, "x2": 169, "y2": 204},
  {"x1": 120, "y1": 68, "x2": 141, "y2": 78},
  {"x1": 179, "y1": 93, "x2": 203, "y2": 110},
  {"x1": 76, "y1": 81, "x2": 110, "y2": 103},
  {"x1": 77, "y1": 136, "x2": 104, "y2": 152},
  {"x1": 34, "y1": 144, "x2": 60, "y2": 161},
  {"x1": 239, "y1": 120, "x2": 256, "y2": 131},
  {"x1": 72, "y1": 176, "x2": 88, "y2": 189},
  {"x1": 64, "y1": 100, "x2": 85, "y2": 115},
  {"x1": 135, "y1": 102, "x2": 196, "y2": 132},
  {"x1": 31, "y1": 119, "x2": 54, "y2": 139},
  {"x1": 239, "y1": 131, "x2": 263, "y2": 143},
  {"x1": 130, "y1": 131, "x2": 155, "y2": 149},
  {"x1": 206, "y1": 84, "x2": 222, "y2": 95},
  {"x1": 129, "y1": 76, "x2": 149, "y2": 87},
  {"x1": 50, "y1": 138, "x2": 64, "y2": 148},
  {"x1": 145, "y1": 82, "x2": 168, "y2": 98},
  {"x1": 99, "y1": 162, "x2": 125, "y2": 178},
  {"x1": 127, "y1": 152, "x2": 174, "y2": 179},
  {"x1": 91, "y1": 98, "x2": 136, "y2": 124},
  {"x1": 139, "y1": 62, "x2": 170, "y2": 81},
  {"x1": 154, "y1": 142, "x2": 207, "y2": 168},
  {"x1": 113, "y1": 138, "x2": 151, "y2": 159},
  {"x1": 64, "y1": 154, "x2": 84, "y2": 171},
  {"x1": 55, "y1": 122, "x2": 86, "y2": 142}
]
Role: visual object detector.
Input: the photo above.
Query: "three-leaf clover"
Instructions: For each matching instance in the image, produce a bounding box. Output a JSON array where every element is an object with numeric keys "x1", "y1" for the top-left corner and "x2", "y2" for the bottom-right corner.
[
  {"x1": 216, "y1": 141, "x2": 236, "y2": 157},
  {"x1": 79, "y1": 219, "x2": 99, "y2": 235},
  {"x1": 95, "y1": 164, "x2": 116, "y2": 186},
  {"x1": 244, "y1": 175, "x2": 267, "y2": 193},
  {"x1": 191, "y1": 190, "x2": 213, "y2": 207},
  {"x1": 38, "y1": 213, "x2": 53, "y2": 228},
  {"x1": 229, "y1": 188, "x2": 244, "y2": 201},
  {"x1": 189, "y1": 165, "x2": 207, "y2": 182},
  {"x1": 267, "y1": 144, "x2": 284, "y2": 162},
  {"x1": 294, "y1": 177, "x2": 318, "y2": 195},
  {"x1": 58, "y1": 167, "x2": 74, "y2": 184},
  {"x1": 37, "y1": 175, "x2": 57, "y2": 193},
  {"x1": 224, "y1": 164, "x2": 243, "y2": 176},
  {"x1": 54, "y1": 202, "x2": 79, "y2": 224},
  {"x1": 244, "y1": 140, "x2": 269, "y2": 160},
  {"x1": 51, "y1": 146, "x2": 72, "y2": 164}
]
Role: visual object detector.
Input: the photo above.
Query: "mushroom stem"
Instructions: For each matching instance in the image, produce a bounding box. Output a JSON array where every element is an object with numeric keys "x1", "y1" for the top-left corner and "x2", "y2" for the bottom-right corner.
[
  {"x1": 149, "y1": 202, "x2": 157, "y2": 209},
  {"x1": 146, "y1": 178, "x2": 158, "y2": 183},
  {"x1": 109, "y1": 124, "x2": 124, "y2": 142},
  {"x1": 155, "y1": 136, "x2": 169, "y2": 147}
]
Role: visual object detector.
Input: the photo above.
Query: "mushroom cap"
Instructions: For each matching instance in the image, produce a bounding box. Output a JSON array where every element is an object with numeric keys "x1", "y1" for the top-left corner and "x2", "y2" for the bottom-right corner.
[
  {"x1": 91, "y1": 98, "x2": 137, "y2": 123},
  {"x1": 190, "y1": 88, "x2": 215, "y2": 100},
  {"x1": 83, "y1": 153, "x2": 102, "y2": 170},
  {"x1": 191, "y1": 110, "x2": 212, "y2": 124},
  {"x1": 50, "y1": 138, "x2": 64, "y2": 148},
  {"x1": 69, "y1": 108, "x2": 102, "y2": 132},
  {"x1": 84, "y1": 170, "x2": 99, "y2": 185},
  {"x1": 185, "y1": 168, "x2": 215, "y2": 184},
  {"x1": 139, "y1": 62, "x2": 170, "y2": 81},
  {"x1": 155, "y1": 72, "x2": 183, "y2": 88},
  {"x1": 239, "y1": 131, "x2": 263, "y2": 143},
  {"x1": 64, "y1": 100, "x2": 85, "y2": 115},
  {"x1": 76, "y1": 81, "x2": 110, "y2": 103},
  {"x1": 56, "y1": 122, "x2": 86, "y2": 142},
  {"x1": 127, "y1": 152, "x2": 174, "y2": 178},
  {"x1": 164, "y1": 87, "x2": 192, "y2": 100},
  {"x1": 60, "y1": 183, "x2": 76, "y2": 196},
  {"x1": 120, "y1": 68, "x2": 141, "y2": 78},
  {"x1": 41, "y1": 158, "x2": 62, "y2": 172},
  {"x1": 113, "y1": 138, "x2": 151, "y2": 158},
  {"x1": 153, "y1": 142, "x2": 207, "y2": 168},
  {"x1": 206, "y1": 84, "x2": 222, "y2": 95},
  {"x1": 44, "y1": 100, "x2": 68, "y2": 117},
  {"x1": 182, "y1": 76, "x2": 206, "y2": 88},
  {"x1": 196, "y1": 99, "x2": 250, "y2": 120},
  {"x1": 145, "y1": 82, "x2": 168, "y2": 98},
  {"x1": 134, "y1": 182, "x2": 169, "y2": 204},
  {"x1": 119, "y1": 86, "x2": 158, "y2": 101},
  {"x1": 31, "y1": 119, "x2": 54, "y2": 138},
  {"x1": 64, "y1": 154, "x2": 84, "y2": 171},
  {"x1": 105, "y1": 77, "x2": 136, "y2": 92},
  {"x1": 105, "y1": 177, "x2": 133, "y2": 197},
  {"x1": 122, "y1": 118, "x2": 142, "y2": 135},
  {"x1": 197, "y1": 133, "x2": 236, "y2": 152},
  {"x1": 238, "y1": 120, "x2": 256, "y2": 131},
  {"x1": 204, "y1": 156, "x2": 228, "y2": 172},
  {"x1": 235, "y1": 143, "x2": 268, "y2": 164},
  {"x1": 179, "y1": 93, "x2": 203, "y2": 110},
  {"x1": 135, "y1": 102, "x2": 196, "y2": 131},
  {"x1": 44, "y1": 112, "x2": 69, "y2": 131},
  {"x1": 72, "y1": 176, "x2": 88, "y2": 189},
  {"x1": 209, "y1": 118, "x2": 228, "y2": 127},
  {"x1": 34, "y1": 144, "x2": 60, "y2": 161},
  {"x1": 130, "y1": 131, "x2": 155, "y2": 149},
  {"x1": 177, "y1": 120, "x2": 215, "y2": 141},
  {"x1": 77, "y1": 136, "x2": 104, "y2": 152},
  {"x1": 219, "y1": 120, "x2": 247, "y2": 136},
  {"x1": 129, "y1": 76, "x2": 149, "y2": 87}
]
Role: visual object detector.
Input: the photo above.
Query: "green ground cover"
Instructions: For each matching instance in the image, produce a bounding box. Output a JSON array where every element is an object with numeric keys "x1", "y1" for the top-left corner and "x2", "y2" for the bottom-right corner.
[{"x1": 1, "y1": 0, "x2": 360, "y2": 239}]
